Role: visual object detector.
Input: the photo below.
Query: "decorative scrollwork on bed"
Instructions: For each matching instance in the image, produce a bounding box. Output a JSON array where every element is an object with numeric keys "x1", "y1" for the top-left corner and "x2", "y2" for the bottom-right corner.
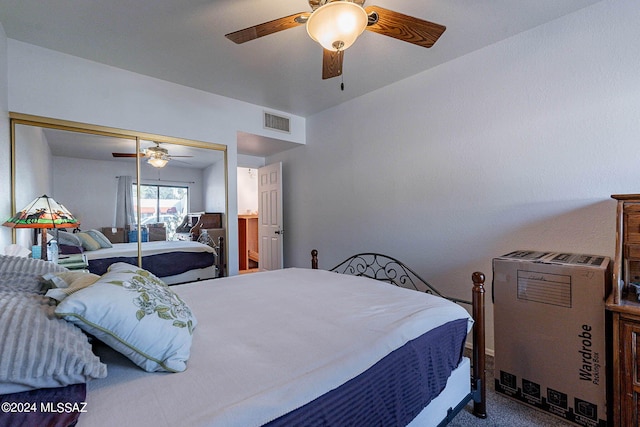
[
  {"x1": 197, "y1": 230, "x2": 219, "y2": 256},
  {"x1": 310, "y1": 249, "x2": 487, "y2": 421},
  {"x1": 197, "y1": 231, "x2": 225, "y2": 277},
  {"x1": 313, "y1": 250, "x2": 471, "y2": 305}
]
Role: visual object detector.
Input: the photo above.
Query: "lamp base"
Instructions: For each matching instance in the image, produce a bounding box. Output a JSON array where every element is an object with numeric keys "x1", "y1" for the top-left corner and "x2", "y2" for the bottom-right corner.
[{"x1": 41, "y1": 229, "x2": 48, "y2": 261}]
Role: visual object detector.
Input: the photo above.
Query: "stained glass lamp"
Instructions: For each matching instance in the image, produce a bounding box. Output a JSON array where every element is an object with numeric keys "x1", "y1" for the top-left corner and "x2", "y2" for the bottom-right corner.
[{"x1": 3, "y1": 195, "x2": 79, "y2": 260}]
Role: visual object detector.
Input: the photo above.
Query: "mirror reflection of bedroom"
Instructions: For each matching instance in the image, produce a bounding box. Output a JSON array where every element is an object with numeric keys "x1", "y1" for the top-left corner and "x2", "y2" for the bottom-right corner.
[
  {"x1": 11, "y1": 117, "x2": 228, "y2": 282},
  {"x1": 237, "y1": 167, "x2": 258, "y2": 274}
]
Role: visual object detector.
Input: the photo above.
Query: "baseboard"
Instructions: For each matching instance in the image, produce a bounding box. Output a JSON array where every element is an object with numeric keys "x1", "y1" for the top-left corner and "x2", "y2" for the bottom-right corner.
[{"x1": 465, "y1": 342, "x2": 495, "y2": 358}]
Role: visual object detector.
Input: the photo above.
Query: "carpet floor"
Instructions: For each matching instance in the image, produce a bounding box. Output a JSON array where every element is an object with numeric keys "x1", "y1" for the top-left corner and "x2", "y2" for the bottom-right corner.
[{"x1": 449, "y1": 354, "x2": 575, "y2": 427}]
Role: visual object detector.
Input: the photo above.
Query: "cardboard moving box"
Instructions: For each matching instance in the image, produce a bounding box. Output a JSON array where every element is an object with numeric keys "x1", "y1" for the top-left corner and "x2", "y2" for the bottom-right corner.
[
  {"x1": 101, "y1": 227, "x2": 126, "y2": 244},
  {"x1": 493, "y1": 250, "x2": 611, "y2": 427}
]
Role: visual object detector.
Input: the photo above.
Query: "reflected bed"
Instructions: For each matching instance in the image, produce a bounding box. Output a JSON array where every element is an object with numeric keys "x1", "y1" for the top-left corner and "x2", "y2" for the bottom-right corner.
[{"x1": 84, "y1": 240, "x2": 218, "y2": 284}]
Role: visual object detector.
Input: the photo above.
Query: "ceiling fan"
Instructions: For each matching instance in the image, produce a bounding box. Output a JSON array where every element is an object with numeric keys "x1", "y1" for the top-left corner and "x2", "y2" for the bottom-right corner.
[
  {"x1": 225, "y1": 0, "x2": 446, "y2": 80},
  {"x1": 112, "y1": 142, "x2": 193, "y2": 168}
]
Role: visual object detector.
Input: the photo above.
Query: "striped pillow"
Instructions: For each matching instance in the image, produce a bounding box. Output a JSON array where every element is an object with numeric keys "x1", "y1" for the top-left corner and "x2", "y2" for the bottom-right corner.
[{"x1": 0, "y1": 255, "x2": 107, "y2": 394}]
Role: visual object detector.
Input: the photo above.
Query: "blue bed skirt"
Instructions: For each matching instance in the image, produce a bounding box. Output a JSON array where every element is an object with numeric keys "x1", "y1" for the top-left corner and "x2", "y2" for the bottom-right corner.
[
  {"x1": 264, "y1": 318, "x2": 469, "y2": 427},
  {"x1": 88, "y1": 251, "x2": 215, "y2": 278}
]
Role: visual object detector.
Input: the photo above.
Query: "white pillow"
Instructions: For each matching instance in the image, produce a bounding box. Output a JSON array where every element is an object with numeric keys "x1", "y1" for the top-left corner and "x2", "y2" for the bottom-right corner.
[
  {"x1": 87, "y1": 229, "x2": 113, "y2": 248},
  {"x1": 55, "y1": 263, "x2": 196, "y2": 373}
]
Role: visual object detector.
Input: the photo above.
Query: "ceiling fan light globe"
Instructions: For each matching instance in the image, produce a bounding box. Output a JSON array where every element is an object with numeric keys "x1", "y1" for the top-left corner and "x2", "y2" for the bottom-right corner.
[
  {"x1": 147, "y1": 157, "x2": 169, "y2": 168},
  {"x1": 306, "y1": 1, "x2": 367, "y2": 51}
]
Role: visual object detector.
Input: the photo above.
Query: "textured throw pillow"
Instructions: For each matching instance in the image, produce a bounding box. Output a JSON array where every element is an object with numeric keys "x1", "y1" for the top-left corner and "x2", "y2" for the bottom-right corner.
[
  {"x1": 86, "y1": 229, "x2": 113, "y2": 249},
  {"x1": 55, "y1": 263, "x2": 197, "y2": 373},
  {"x1": 0, "y1": 255, "x2": 67, "y2": 294},
  {"x1": 75, "y1": 232, "x2": 101, "y2": 251},
  {"x1": 0, "y1": 255, "x2": 106, "y2": 394},
  {"x1": 42, "y1": 271, "x2": 101, "y2": 302},
  {"x1": 0, "y1": 292, "x2": 107, "y2": 395}
]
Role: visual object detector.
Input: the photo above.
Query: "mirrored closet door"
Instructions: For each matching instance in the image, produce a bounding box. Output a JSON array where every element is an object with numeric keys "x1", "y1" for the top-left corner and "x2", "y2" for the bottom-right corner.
[{"x1": 9, "y1": 113, "x2": 228, "y2": 277}]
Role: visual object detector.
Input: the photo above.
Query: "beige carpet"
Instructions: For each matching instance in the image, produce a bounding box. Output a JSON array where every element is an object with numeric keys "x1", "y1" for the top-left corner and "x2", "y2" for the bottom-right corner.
[{"x1": 449, "y1": 354, "x2": 576, "y2": 427}]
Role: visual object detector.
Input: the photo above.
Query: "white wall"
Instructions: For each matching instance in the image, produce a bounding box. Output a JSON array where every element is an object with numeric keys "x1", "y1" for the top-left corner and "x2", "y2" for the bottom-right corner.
[
  {"x1": 270, "y1": 0, "x2": 640, "y2": 352},
  {"x1": 237, "y1": 167, "x2": 258, "y2": 215},
  {"x1": 237, "y1": 153, "x2": 266, "y2": 169},
  {"x1": 13, "y1": 125, "x2": 53, "y2": 248},
  {"x1": 53, "y1": 156, "x2": 131, "y2": 230},
  {"x1": 0, "y1": 23, "x2": 10, "y2": 250},
  {"x1": 203, "y1": 162, "x2": 226, "y2": 214},
  {"x1": 52, "y1": 156, "x2": 208, "y2": 231},
  {"x1": 6, "y1": 40, "x2": 306, "y2": 274}
]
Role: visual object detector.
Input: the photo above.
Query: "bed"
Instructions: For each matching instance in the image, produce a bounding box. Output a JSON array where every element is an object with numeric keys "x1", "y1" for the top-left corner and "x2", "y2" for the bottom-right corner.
[
  {"x1": 84, "y1": 240, "x2": 221, "y2": 284},
  {"x1": 0, "y1": 250, "x2": 486, "y2": 427}
]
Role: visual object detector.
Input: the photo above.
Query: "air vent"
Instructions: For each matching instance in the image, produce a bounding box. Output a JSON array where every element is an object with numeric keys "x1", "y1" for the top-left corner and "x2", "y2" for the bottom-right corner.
[{"x1": 264, "y1": 112, "x2": 290, "y2": 133}]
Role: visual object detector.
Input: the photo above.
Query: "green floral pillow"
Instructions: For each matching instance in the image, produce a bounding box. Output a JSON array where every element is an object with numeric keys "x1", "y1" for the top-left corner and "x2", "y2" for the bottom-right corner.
[{"x1": 55, "y1": 263, "x2": 197, "y2": 372}]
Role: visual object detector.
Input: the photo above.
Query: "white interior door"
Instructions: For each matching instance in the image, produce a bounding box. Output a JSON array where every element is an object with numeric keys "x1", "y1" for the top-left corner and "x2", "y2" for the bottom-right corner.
[{"x1": 258, "y1": 162, "x2": 283, "y2": 270}]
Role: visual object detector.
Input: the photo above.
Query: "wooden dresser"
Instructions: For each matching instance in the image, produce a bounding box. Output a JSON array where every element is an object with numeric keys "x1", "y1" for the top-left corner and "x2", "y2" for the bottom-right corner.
[{"x1": 607, "y1": 194, "x2": 640, "y2": 426}]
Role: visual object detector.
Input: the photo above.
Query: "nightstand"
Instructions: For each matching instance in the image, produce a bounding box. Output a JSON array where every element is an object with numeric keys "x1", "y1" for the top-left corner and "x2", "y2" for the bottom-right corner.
[{"x1": 58, "y1": 254, "x2": 89, "y2": 272}]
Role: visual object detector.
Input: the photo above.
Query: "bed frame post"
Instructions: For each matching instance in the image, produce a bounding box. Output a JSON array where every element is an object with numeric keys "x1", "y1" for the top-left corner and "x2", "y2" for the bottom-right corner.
[
  {"x1": 311, "y1": 249, "x2": 318, "y2": 270},
  {"x1": 471, "y1": 271, "x2": 487, "y2": 418},
  {"x1": 218, "y1": 237, "x2": 225, "y2": 277}
]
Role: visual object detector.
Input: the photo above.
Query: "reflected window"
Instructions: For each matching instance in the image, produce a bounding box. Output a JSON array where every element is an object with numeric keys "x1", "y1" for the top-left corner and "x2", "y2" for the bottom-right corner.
[{"x1": 133, "y1": 184, "x2": 188, "y2": 240}]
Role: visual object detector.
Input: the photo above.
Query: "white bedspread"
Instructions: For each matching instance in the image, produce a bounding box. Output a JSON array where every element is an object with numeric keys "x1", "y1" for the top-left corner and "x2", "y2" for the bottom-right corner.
[
  {"x1": 83, "y1": 240, "x2": 215, "y2": 260},
  {"x1": 82, "y1": 268, "x2": 472, "y2": 427}
]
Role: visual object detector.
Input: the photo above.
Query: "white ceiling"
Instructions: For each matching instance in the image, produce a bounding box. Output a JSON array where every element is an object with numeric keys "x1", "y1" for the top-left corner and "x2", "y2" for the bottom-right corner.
[{"x1": 0, "y1": 0, "x2": 602, "y2": 120}]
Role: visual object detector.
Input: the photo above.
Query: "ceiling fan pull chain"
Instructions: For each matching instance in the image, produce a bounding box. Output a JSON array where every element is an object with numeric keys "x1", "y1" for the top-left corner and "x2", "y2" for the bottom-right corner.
[{"x1": 340, "y1": 73, "x2": 344, "y2": 91}]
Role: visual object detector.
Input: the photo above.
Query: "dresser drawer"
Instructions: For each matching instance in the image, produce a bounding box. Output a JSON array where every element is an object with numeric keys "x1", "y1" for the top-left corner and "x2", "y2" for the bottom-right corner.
[
  {"x1": 625, "y1": 214, "x2": 640, "y2": 243},
  {"x1": 626, "y1": 244, "x2": 640, "y2": 259}
]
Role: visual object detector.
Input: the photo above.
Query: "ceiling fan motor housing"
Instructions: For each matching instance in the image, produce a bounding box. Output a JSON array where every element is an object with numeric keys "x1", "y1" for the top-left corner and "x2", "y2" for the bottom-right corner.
[
  {"x1": 147, "y1": 146, "x2": 169, "y2": 156},
  {"x1": 309, "y1": 0, "x2": 366, "y2": 10}
]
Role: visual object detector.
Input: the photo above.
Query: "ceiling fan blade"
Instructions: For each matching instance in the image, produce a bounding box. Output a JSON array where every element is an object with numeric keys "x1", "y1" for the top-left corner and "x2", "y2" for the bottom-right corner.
[
  {"x1": 112, "y1": 153, "x2": 142, "y2": 158},
  {"x1": 225, "y1": 12, "x2": 310, "y2": 44},
  {"x1": 364, "y1": 6, "x2": 446, "y2": 48},
  {"x1": 322, "y1": 49, "x2": 344, "y2": 80},
  {"x1": 167, "y1": 155, "x2": 193, "y2": 158}
]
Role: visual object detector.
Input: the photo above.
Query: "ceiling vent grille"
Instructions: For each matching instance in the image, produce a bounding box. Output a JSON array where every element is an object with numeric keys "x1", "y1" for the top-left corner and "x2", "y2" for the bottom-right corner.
[{"x1": 264, "y1": 112, "x2": 291, "y2": 133}]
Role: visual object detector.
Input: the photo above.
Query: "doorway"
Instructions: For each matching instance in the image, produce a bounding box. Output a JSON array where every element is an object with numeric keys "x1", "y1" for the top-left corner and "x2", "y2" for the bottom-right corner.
[
  {"x1": 237, "y1": 163, "x2": 284, "y2": 273},
  {"x1": 237, "y1": 167, "x2": 259, "y2": 273}
]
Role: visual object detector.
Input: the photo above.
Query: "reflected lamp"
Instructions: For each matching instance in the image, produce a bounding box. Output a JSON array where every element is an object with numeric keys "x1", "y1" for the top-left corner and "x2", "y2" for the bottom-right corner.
[{"x1": 3, "y1": 195, "x2": 79, "y2": 260}]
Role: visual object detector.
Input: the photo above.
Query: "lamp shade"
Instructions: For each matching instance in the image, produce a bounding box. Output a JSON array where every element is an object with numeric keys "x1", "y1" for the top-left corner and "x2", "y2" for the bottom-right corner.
[
  {"x1": 3, "y1": 195, "x2": 79, "y2": 229},
  {"x1": 306, "y1": 1, "x2": 368, "y2": 51}
]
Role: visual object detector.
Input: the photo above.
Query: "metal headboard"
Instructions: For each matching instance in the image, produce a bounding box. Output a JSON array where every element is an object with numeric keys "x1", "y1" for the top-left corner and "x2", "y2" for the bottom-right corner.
[
  {"x1": 326, "y1": 252, "x2": 471, "y2": 305},
  {"x1": 197, "y1": 232, "x2": 225, "y2": 278}
]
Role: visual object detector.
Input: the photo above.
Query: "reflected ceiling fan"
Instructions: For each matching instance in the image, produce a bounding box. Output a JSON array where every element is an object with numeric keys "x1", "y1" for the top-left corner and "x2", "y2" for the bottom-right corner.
[
  {"x1": 225, "y1": 0, "x2": 446, "y2": 80},
  {"x1": 112, "y1": 142, "x2": 193, "y2": 168}
]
